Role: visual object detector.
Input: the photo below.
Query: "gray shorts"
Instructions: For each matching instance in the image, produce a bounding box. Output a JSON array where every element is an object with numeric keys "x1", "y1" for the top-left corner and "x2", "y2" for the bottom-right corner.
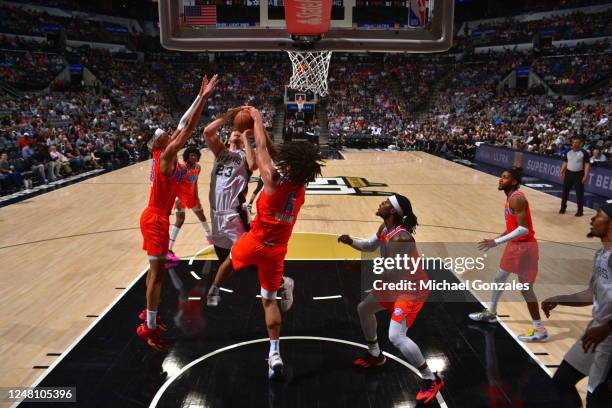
[
  {"x1": 211, "y1": 210, "x2": 246, "y2": 250},
  {"x1": 564, "y1": 320, "x2": 612, "y2": 392}
]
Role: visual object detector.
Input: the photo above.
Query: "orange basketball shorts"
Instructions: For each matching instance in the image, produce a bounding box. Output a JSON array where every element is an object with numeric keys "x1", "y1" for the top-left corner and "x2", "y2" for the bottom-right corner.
[
  {"x1": 500, "y1": 240, "x2": 539, "y2": 284},
  {"x1": 231, "y1": 232, "x2": 287, "y2": 294},
  {"x1": 140, "y1": 207, "x2": 170, "y2": 257}
]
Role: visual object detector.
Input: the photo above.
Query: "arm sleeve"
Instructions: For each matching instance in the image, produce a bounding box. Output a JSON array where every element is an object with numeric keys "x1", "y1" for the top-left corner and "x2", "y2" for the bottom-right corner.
[
  {"x1": 177, "y1": 95, "x2": 203, "y2": 130},
  {"x1": 350, "y1": 235, "x2": 381, "y2": 252},
  {"x1": 494, "y1": 226, "x2": 529, "y2": 246}
]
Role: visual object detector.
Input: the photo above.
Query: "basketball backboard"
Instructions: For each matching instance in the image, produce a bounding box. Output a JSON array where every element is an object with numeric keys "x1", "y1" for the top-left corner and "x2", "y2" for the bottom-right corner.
[{"x1": 158, "y1": 0, "x2": 454, "y2": 53}]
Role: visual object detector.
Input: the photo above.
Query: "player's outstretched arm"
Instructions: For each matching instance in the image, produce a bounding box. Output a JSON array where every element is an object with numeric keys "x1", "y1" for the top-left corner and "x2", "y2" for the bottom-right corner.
[
  {"x1": 240, "y1": 129, "x2": 258, "y2": 172},
  {"x1": 247, "y1": 107, "x2": 276, "y2": 193},
  {"x1": 203, "y1": 107, "x2": 242, "y2": 157},
  {"x1": 541, "y1": 278, "x2": 594, "y2": 318},
  {"x1": 161, "y1": 75, "x2": 219, "y2": 176}
]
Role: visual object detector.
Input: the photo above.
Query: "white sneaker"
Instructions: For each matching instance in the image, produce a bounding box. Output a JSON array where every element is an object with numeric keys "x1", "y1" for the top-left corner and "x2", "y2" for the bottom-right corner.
[
  {"x1": 268, "y1": 352, "x2": 284, "y2": 380},
  {"x1": 278, "y1": 277, "x2": 294, "y2": 312},
  {"x1": 468, "y1": 309, "x2": 497, "y2": 323}
]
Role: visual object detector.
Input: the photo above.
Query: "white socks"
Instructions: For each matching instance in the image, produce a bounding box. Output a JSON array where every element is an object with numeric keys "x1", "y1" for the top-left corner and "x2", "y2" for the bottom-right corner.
[
  {"x1": 367, "y1": 339, "x2": 381, "y2": 357},
  {"x1": 269, "y1": 339, "x2": 280, "y2": 356},
  {"x1": 533, "y1": 320, "x2": 544, "y2": 330},
  {"x1": 146, "y1": 309, "x2": 157, "y2": 330},
  {"x1": 169, "y1": 225, "x2": 180, "y2": 251}
]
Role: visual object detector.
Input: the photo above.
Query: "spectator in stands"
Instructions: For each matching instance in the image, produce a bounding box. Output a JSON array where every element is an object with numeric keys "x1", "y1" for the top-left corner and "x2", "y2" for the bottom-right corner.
[
  {"x1": 590, "y1": 149, "x2": 607, "y2": 165},
  {"x1": 0, "y1": 152, "x2": 24, "y2": 192}
]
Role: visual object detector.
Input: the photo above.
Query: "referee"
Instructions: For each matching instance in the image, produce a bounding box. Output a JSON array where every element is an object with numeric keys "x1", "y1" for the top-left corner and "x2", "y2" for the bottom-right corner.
[{"x1": 560, "y1": 136, "x2": 591, "y2": 217}]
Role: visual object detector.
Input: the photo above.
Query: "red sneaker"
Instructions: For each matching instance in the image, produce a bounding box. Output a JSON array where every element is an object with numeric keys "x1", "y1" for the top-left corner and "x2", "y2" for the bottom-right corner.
[
  {"x1": 416, "y1": 373, "x2": 444, "y2": 404},
  {"x1": 353, "y1": 351, "x2": 386, "y2": 368},
  {"x1": 136, "y1": 323, "x2": 167, "y2": 351},
  {"x1": 138, "y1": 310, "x2": 167, "y2": 331}
]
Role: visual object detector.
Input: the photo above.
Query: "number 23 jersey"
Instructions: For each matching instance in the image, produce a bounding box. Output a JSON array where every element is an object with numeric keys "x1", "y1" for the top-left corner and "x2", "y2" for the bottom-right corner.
[{"x1": 209, "y1": 149, "x2": 250, "y2": 212}]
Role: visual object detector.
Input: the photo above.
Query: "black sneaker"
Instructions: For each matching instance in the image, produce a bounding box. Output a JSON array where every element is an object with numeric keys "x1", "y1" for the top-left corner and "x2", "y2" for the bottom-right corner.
[
  {"x1": 575, "y1": 211, "x2": 583, "y2": 217},
  {"x1": 353, "y1": 351, "x2": 386, "y2": 368},
  {"x1": 559, "y1": 208, "x2": 566, "y2": 214}
]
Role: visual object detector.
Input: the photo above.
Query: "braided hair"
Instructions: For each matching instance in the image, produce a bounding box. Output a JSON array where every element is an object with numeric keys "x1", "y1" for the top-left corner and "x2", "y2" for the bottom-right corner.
[{"x1": 394, "y1": 194, "x2": 418, "y2": 234}]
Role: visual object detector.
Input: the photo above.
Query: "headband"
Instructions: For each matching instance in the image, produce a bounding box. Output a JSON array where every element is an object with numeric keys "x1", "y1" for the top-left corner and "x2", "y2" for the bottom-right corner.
[
  {"x1": 389, "y1": 195, "x2": 404, "y2": 217},
  {"x1": 148, "y1": 128, "x2": 166, "y2": 149}
]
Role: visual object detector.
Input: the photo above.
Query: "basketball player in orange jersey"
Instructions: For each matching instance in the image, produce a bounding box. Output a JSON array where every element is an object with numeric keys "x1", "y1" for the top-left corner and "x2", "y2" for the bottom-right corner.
[
  {"x1": 167, "y1": 146, "x2": 212, "y2": 259},
  {"x1": 207, "y1": 106, "x2": 324, "y2": 380},
  {"x1": 469, "y1": 167, "x2": 548, "y2": 343},
  {"x1": 137, "y1": 74, "x2": 219, "y2": 351},
  {"x1": 338, "y1": 195, "x2": 444, "y2": 404}
]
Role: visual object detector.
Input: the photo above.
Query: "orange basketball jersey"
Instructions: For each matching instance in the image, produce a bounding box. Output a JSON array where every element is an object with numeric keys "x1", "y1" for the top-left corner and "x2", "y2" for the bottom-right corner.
[
  {"x1": 147, "y1": 148, "x2": 181, "y2": 214},
  {"x1": 250, "y1": 178, "x2": 305, "y2": 246},
  {"x1": 503, "y1": 190, "x2": 536, "y2": 242},
  {"x1": 177, "y1": 163, "x2": 201, "y2": 199}
]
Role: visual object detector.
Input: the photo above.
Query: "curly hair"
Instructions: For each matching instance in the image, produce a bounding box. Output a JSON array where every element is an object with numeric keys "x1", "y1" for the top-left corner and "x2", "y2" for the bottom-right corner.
[
  {"x1": 182, "y1": 146, "x2": 201, "y2": 163},
  {"x1": 275, "y1": 142, "x2": 324, "y2": 186}
]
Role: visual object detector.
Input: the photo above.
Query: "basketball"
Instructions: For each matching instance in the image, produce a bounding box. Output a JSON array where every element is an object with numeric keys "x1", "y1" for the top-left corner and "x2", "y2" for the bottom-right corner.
[{"x1": 233, "y1": 110, "x2": 254, "y2": 132}]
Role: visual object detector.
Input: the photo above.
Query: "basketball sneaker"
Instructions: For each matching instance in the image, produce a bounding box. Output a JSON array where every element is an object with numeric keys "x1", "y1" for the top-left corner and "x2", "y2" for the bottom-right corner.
[
  {"x1": 165, "y1": 251, "x2": 180, "y2": 269},
  {"x1": 136, "y1": 323, "x2": 167, "y2": 351},
  {"x1": 278, "y1": 277, "x2": 294, "y2": 312},
  {"x1": 416, "y1": 373, "x2": 444, "y2": 404},
  {"x1": 268, "y1": 352, "x2": 284, "y2": 380},
  {"x1": 517, "y1": 328, "x2": 548, "y2": 343},
  {"x1": 468, "y1": 309, "x2": 498, "y2": 323},
  {"x1": 353, "y1": 351, "x2": 386, "y2": 368},
  {"x1": 138, "y1": 309, "x2": 167, "y2": 331}
]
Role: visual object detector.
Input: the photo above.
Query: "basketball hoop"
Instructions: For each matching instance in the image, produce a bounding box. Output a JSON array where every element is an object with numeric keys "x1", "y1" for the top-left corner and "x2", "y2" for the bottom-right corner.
[{"x1": 287, "y1": 50, "x2": 332, "y2": 97}]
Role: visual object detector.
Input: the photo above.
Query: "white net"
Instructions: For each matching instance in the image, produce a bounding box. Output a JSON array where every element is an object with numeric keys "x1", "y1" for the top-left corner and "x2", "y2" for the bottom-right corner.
[{"x1": 287, "y1": 50, "x2": 332, "y2": 97}]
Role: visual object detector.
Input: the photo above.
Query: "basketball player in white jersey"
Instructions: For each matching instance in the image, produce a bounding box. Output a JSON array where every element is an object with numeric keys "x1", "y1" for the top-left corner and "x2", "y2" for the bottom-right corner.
[
  {"x1": 203, "y1": 108, "x2": 257, "y2": 262},
  {"x1": 542, "y1": 203, "x2": 611, "y2": 408}
]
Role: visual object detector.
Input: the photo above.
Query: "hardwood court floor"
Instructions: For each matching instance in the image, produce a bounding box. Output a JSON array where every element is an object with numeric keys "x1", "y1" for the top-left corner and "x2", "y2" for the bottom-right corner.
[{"x1": 0, "y1": 150, "x2": 596, "y2": 404}]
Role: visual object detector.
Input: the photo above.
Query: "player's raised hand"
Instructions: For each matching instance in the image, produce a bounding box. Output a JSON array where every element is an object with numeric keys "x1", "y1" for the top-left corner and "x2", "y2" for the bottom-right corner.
[
  {"x1": 245, "y1": 106, "x2": 263, "y2": 123},
  {"x1": 199, "y1": 74, "x2": 219, "y2": 98},
  {"x1": 338, "y1": 235, "x2": 353, "y2": 245},
  {"x1": 541, "y1": 298, "x2": 558, "y2": 318},
  {"x1": 242, "y1": 129, "x2": 254, "y2": 140},
  {"x1": 477, "y1": 238, "x2": 496, "y2": 251}
]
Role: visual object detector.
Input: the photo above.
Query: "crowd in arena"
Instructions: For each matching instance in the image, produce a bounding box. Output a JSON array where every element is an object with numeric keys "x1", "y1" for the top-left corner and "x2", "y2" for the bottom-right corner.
[
  {"x1": 456, "y1": 8, "x2": 612, "y2": 50},
  {"x1": 0, "y1": 2, "x2": 611, "y2": 196}
]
